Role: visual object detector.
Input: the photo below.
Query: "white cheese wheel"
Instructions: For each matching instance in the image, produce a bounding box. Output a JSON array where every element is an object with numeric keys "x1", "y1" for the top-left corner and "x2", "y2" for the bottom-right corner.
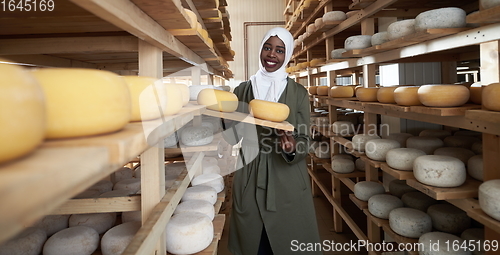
[
  {"x1": 406, "y1": 136, "x2": 444, "y2": 154},
  {"x1": 111, "y1": 167, "x2": 134, "y2": 184},
  {"x1": 418, "y1": 85, "x2": 470, "y2": 107},
  {"x1": 401, "y1": 191, "x2": 438, "y2": 212},
  {"x1": 469, "y1": 85, "x2": 482, "y2": 105},
  {"x1": 356, "y1": 87, "x2": 379, "y2": 102},
  {"x1": 113, "y1": 178, "x2": 141, "y2": 193},
  {"x1": 467, "y1": 155, "x2": 483, "y2": 181},
  {"x1": 352, "y1": 134, "x2": 381, "y2": 152},
  {"x1": 331, "y1": 48, "x2": 348, "y2": 59},
  {"x1": 180, "y1": 126, "x2": 214, "y2": 146},
  {"x1": 164, "y1": 132, "x2": 179, "y2": 148},
  {"x1": 192, "y1": 173, "x2": 224, "y2": 193},
  {"x1": 121, "y1": 211, "x2": 142, "y2": 223},
  {"x1": 89, "y1": 180, "x2": 113, "y2": 194},
  {"x1": 419, "y1": 129, "x2": 452, "y2": 140},
  {"x1": 479, "y1": 179, "x2": 500, "y2": 221},
  {"x1": 101, "y1": 221, "x2": 141, "y2": 255},
  {"x1": 314, "y1": 17, "x2": 323, "y2": 28},
  {"x1": 413, "y1": 155, "x2": 466, "y2": 188},
  {"x1": 355, "y1": 158, "x2": 365, "y2": 171},
  {"x1": 434, "y1": 147, "x2": 475, "y2": 164},
  {"x1": 389, "y1": 179, "x2": 416, "y2": 198},
  {"x1": 427, "y1": 204, "x2": 471, "y2": 235},
  {"x1": 387, "y1": 19, "x2": 416, "y2": 40},
  {"x1": 32, "y1": 68, "x2": 131, "y2": 139},
  {"x1": 461, "y1": 228, "x2": 485, "y2": 255},
  {"x1": 165, "y1": 212, "x2": 213, "y2": 254},
  {"x1": 32, "y1": 215, "x2": 70, "y2": 236},
  {"x1": 394, "y1": 86, "x2": 422, "y2": 106},
  {"x1": 249, "y1": 99, "x2": 290, "y2": 122},
  {"x1": 316, "y1": 86, "x2": 330, "y2": 96},
  {"x1": 443, "y1": 135, "x2": 481, "y2": 149},
  {"x1": 354, "y1": 181, "x2": 385, "y2": 201},
  {"x1": 100, "y1": 190, "x2": 134, "y2": 198},
  {"x1": 0, "y1": 62, "x2": 45, "y2": 164},
  {"x1": 0, "y1": 227, "x2": 46, "y2": 255},
  {"x1": 371, "y1": 31, "x2": 390, "y2": 46},
  {"x1": 69, "y1": 213, "x2": 117, "y2": 234},
  {"x1": 482, "y1": 0, "x2": 500, "y2": 9},
  {"x1": 382, "y1": 133, "x2": 413, "y2": 147},
  {"x1": 174, "y1": 200, "x2": 215, "y2": 220},
  {"x1": 365, "y1": 139, "x2": 401, "y2": 161},
  {"x1": 306, "y1": 23, "x2": 316, "y2": 33},
  {"x1": 346, "y1": 11, "x2": 359, "y2": 18},
  {"x1": 332, "y1": 121, "x2": 355, "y2": 136},
  {"x1": 386, "y1": 148, "x2": 426, "y2": 171},
  {"x1": 122, "y1": 76, "x2": 164, "y2": 122},
  {"x1": 482, "y1": 83, "x2": 500, "y2": 111},
  {"x1": 471, "y1": 141, "x2": 483, "y2": 155},
  {"x1": 322, "y1": 11, "x2": 346, "y2": 22},
  {"x1": 315, "y1": 143, "x2": 330, "y2": 159},
  {"x1": 368, "y1": 194, "x2": 404, "y2": 219},
  {"x1": 182, "y1": 185, "x2": 218, "y2": 205},
  {"x1": 331, "y1": 158, "x2": 355, "y2": 173},
  {"x1": 330, "y1": 86, "x2": 354, "y2": 98},
  {"x1": 377, "y1": 86, "x2": 398, "y2": 103},
  {"x1": 418, "y1": 232, "x2": 471, "y2": 255},
  {"x1": 189, "y1": 85, "x2": 216, "y2": 101},
  {"x1": 345, "y1": 35, "x2": 372, "y2": 50},
  {"x1": 43, "y1": 226, "x2": 99, "y2": 255},
  {"x1": 169, "y1": 83, "x2": 190, "y2": 106},
  {"x1": 332, "y1": 154, "x2": 353, "y2": 161},
  {"x1": 197, "y1": 88, "x2": 238, "y2": 112},
  {"x1": 415, "y1": 7, "x2": 466, "y2": 32},
  {"x1": 389, "y1": 207, "x2": 432, "y2": 238}
]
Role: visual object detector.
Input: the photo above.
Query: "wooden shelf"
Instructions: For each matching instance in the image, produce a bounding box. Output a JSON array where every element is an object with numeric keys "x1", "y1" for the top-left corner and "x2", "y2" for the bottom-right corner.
[
  {"x1": 406, "y1": 178, "x2": 481, "y2": 200},
  {"x1": 467, "y1": 5, "x2": 500, "y2": 24},
  {"x1": 349, "y1": 193, "x2": 368, "y2": 210},
  {"x1": 381, "y1": 224, "x2": 420, "y2": 255},
  {"x1": 466, "y1": 109, "x2": 500, "y2": 125},
  {"x1": 380, "y1": 163, "x2": 415, "y2": 180},
  {"x1": 363, "y1": 209, "x2": 388, "y2": 228},
  {"x1": 360, "y1": 155, "x2": 383, "y2": 168},
  {"x1": 409, "y1": 104, "x2": 481, "y2": 116},
  {"x1": 166, "y1": 134, "x2": 222, "y2": 155},
  {"x1": 202, "y1": 110, "x2": 294, "y2": 132},
  {"x1": 468, "y1": 208, "x2": 500, "y2": 235}
]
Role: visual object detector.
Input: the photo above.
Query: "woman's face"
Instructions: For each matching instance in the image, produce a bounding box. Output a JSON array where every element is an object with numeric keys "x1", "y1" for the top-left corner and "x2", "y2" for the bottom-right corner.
[{"x1": 260, "y1": 36, "x2": 286, "y2": 72}]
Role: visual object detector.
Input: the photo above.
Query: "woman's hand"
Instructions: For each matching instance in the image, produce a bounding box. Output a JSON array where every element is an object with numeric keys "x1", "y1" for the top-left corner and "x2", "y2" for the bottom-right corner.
[{"x1": 277, "y1": 129, "x2": 296, "y2": 154}]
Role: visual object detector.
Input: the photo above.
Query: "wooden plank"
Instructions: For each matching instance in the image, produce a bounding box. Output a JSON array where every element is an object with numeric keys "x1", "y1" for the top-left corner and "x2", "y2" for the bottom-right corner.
[
  {"x1": 131, "y1": 0, "x2": 192, "y2": 29},
  {"x1": 406, "y1": 178, "x2": 481, "y2": 200},
  {"x1": 310, "y1": 153, "x2": 330, "y2": 164},
  {"x1": 339, "y1": 177, "x2": 356, "y2": 192},
  {"x1": 468, "y1": 208, "x2": 500, "y2": 235},
  {"x1": 202, "y1": 110, "x2": 294, "y2": 132},
  {"x1": 360, "y1": 155, "x2": 382, "y2": 168},
  {"x1": 467, "y1": 5, "x2": 500, "y2": 24},
  {"x1": 212, "y1": 214, "x2": 226, "y2": 241},
  {"x1": 380, "y1": 163, "x2": 415, "y2": 180},
  {"x1": 466, "y1": 109, "x2": 500, "y2": 124},
  {"x1": 349, "y1": 193, "x2": 368, "y2": 210},
  {"x1": 364, "y1": 209, "x2": 388, "y2": 228},
  {"x1": 410, "y1": 104, "x2": 481, "y2": 116},
  {"x1": 53, "y1": 196, "x2": 141, "y2": 215},
  {"x1": 1, "y1": 54, "x2": 98, "y2": 69}
]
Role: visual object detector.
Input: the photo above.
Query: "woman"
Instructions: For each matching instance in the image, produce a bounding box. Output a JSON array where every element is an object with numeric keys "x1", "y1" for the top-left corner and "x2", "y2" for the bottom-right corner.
[{"x1": 225, "y1": 27, "x2": 322, "y2": 255}]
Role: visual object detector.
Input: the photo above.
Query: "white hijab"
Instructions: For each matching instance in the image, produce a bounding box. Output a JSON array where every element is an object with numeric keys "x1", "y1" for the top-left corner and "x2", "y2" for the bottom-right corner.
[{"x1": 250, "y1": 27, "x2": 294, "y2": 102}]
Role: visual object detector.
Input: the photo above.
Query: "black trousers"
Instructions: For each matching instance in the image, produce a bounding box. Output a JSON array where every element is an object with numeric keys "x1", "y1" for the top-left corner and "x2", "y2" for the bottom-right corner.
[{"x1": 258, "y1": 226, "x2": 273, "y2": 255}]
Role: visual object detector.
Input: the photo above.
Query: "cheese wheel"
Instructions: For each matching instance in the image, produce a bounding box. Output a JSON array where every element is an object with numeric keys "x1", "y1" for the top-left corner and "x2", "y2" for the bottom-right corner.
[
  {"x1": 101, "y1": 222, "x2": 141, "y2": 255},
  {"x1": 469, "y1": 85, "x2": 482, "y2": 104},
  {"x1": 249, "y1": 99, "x2": 290, "y2": 122},
  {"x1": 192, "y1": 173, "x2": 224, "y2": 193},
  {"x1": 202, "y1": 164, "x2": 221, "y2": 174},
  {"x1": 69, "y1": 213, "x2": 117, "y2": 234},
  {"x1": 310, "y1": 58, "x2": 325, "y2": 67},
  {"x1": 121, "y1": 211, "x2": 141, "y2": 223},
  {"x1": 389, "y1": 179, "x2": 416, "y2": 198},
  {"x1": 197, "y1": 88, "x2": 238, "y2": 112},
  {"x1": 165, "y1": 212, "x2": 213, "y2": 254},
  {"x1": 413, "y1": 155, "x2": 466, "y2": 188},
  {"x1": 479, "y1": 179, "x2": 500, "y2": 221},
  {"x1": 322, "y1": 11, "x2": 347, "y2": 22},
  {"x1": 184, "y1": 9, "x2": 198, "y2": 28},
  {"x1": 32, "y1": 68, "x2": 131, "y2": 139},
  {"x1": 344, "y1": 35, "x2": 372, "y2": 50},
  {"x1": 415, "y1": 7, "x2": 466, "y2": 32},
  {"x1": 394, "y1": 86, "x2": 422, "y2": 106},
  {"x1": 427, "y1": 204, "x2": 471, "y2": 235},
  {"x1": 377, "y1": 86, "x2": 398, "y2": 103},
  {"x1": 365, "y1": 139, "x2": 401, "y2": 161},
  {"x1": 443, "y1": 135, "x2": 481, "y2": 149},
  {"x1": 316, "y1": 86, "x2": 330, "y2": 96},
  {"x1": 314, "y1": 143, "x2": 330, "y2": 159},
  {"x1": 461, "y1": 228, "x2": 485, "y2": 255},
  {"x1": 356, "y1": 87, "x2": 379, "y2": 102},
  {"x1": 330, "y1": 86, "x2": 354, "y2": 98},
  {"x1": 331, "y1": 158, "x2": 355, "y2": 173},
  {"x1": 355, "y1": 158, "x2": 365, "y2": 171},
  {"x1": 386, "y1": 148, "x2": 426, "y2": 171},
  {"x1": 331, "y1": 48, "x2": 348, "y2": 59},
  {"x1": 189, "y1": 85, "x2": 215, "y2": 101},
  {"x1": 483, "y1": 83, "x2": 500, "y2": 111},
  {"x1": 332, "y1": 154, "x2": 353, "y2": 161},
  {"x1": 308, "y1": 86, "x2": 318, "y2": 95},
  {"x1": 111, "y1": 167, "x2": 134, "y2": 184},
  {"x1": 332, "y1": 121, "x2": 356, "y2": 136},
  {"x1": 354, "y1": 181, "x2": 385, "y2": 201},
  {"x1": 368, "y1": 194, "x2": 404, "y2": 219},
  {"x1": 433, "y1": 147, "x2": 475, "y2": 164},
  {"x1": 314, "y1": 17, "x2": 324, "y2": 28},
  {"x1": 419, "y1": 129, "x2": 452, "y2": 140},
  {"x1": 113, "y1": 178, "x2": 141, "y2": 193},
  {"x1": 0, "y1": 62, "x2": 45, "y2": 164},
  {"x1": 43, "y1": 226, "x2": 99, "y2": 255},
  {"x1": 418, "y1": 232, "x2": 470, "y2": 255},
  {"x1": 182, "y1": 185, "x2": 218, "y2": 205},
  {"x1": 401, "y1": 191, "x2": 438, "y2": 212},
  {"x1": 164, "y1": 132, "x2": 179, "y2": 148},
  {"x1": 345, "y1": 11, "x2": 359, "y2": 18},
  {"x1": 371, "y1": 31, "x2": 390, "y2": 46},
  {"x1": 467, "y1": 155, "x2": 483, "y2": 181},
  {"x1": 471, "y1": 141, "x2": 483, "y2": 155},
  {"x1": 387, "y1": 19, "x2": 416, "y2": 40},
  {"x1": 406, "y1": 136, "x2": 444, "y2": 154},
  {"x1": 352, "y1": 134, "x2": 381, "y2": 152},
  {"x1": 122, "y1": 76, "x2": 164, "y2": 122},
  {"x1": 418, "y1": 85, "x2": 470, "y2": 107},
  {"x1": 382, "y1": 133, "x2": 413, "y2": 147},
  {"x1": 169, "y1": 83, "x2": 190, "y2": 106},
  {"x1": 32, "y1": 215, "x2": 70, "y2": 236},
  {"x1": 306, "y1": 23, "x2": 316, "y2": 33},
  {"x1": 174, "y1": 200, "x2": 215, "y2": 220},
  {"x1": 482, "y1": 0, "x2": 500, "y2": 9},
  {"x1": 180, "y1": 126, "x2": 213, "y2": 146},
  {"x1": 89, "y1": 180, "x2": 113, "y2": 194},
  {"x1": 0, "y1": 227, "x2": 46, "y2": 255},
  {"x1": 389, "y1": 208, "x2": 432, "y2": 238}
]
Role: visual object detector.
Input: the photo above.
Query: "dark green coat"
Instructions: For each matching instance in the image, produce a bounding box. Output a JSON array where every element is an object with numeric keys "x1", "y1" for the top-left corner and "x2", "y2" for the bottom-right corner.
[{"x1": 226, "y1": 78, "x2": 322, "y2": 255}]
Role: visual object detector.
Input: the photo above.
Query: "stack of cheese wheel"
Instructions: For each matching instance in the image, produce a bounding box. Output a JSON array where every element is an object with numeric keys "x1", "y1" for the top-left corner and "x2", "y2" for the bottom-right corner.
[
  {"x1": 197, "y1": 88, "x2": 238, "y2": 112},
  {"x1": 351, "y1": 134, "x2": 380, "y2": 152},
  {"x1": 388, "y1": 179, "x2": 416, "y2": 198},
  {"x1": 382, "y1": 133, "x2": 413, "y2": 147},
  {"x1": 387, "y1": 19, "x2": 416, "y2": 40},
  {"x1": 353, "y1": 181, "x2": 385, "y2": 201},
  {"x1": 389, "y1": 208, "x2": 432, "y2": 238},
  {"x1": 386, "y1": 148, "x2": 426, "y2": 171},
  {"x1": 365, "y1": 139, "x2": 400, "y2": 161},
  {"x1": 330, "y1": 86, "x2": 354, "y2": 98},
  {"x1": 249, "y1": 99, "x2": 290, "y2": 122},
  {"x1": 377, "y1": 86, "x2": 399, "y2": 103},
  {"x1": 316, "y1": 86, "x2": 330, "y2": 96},
  {"x1": 332, "y1": 121, "x2": 355, "y2": 136},
  {"x1": 427, "y1": 204, "x2": 471, "y2": 235},
  {"x1": 467, "y1": 155, "x2": 483, "y2": 181},
  {"x1": 356, "y1": 87, "x2": 379, "y2": 102},
  {"x1": 394, "y1": 86, "x2": 422, "y2": 106},
  {"x1": 417, "y1": 84, "x2": 470, "y2": 107},
  {"x1": 43, "y1": 226, "x2": 100, "y2": 255},
  {"x1": 101, "y1": 221, "x2": 141, "y2": 255},
  {"x1": 406, "y1": 136, "x2": 443, "y2": 154},
  {"x1": 469, "y1": 82, "x2": 482, "y2": 105},
  {"x1": 0, "y1": 61, "x2": 45, "y2": 164},
  {"x1": 419, "y1": 232, "x2": 471, "y2": 255},
  {"x1": 433, "y1": 147, "x2": 475, "y2": 164},
  {"x1": 368, "y1": 194, "x2": 404, "y2": 219},
  {"x1": 0, "y1": 227, "x2": 46, "y2": 255},
  {"x1": 479, "y1": 179, "x2": 500, "y2": 221},
  {"x1": 419, "y1": 129, "x2": 452, "y2": 140},
  {"x1": 414, "y1": 7, "x2": 466, "y2": 31},
  {"x1": 413, "y1": 155, "x2": 466, "y2": 187},
  {"x1": 166, "y1": 212, "x2": 213, "y2": 254},
  {"x1": 401, "y1": 191, "x2": 438, "y2": 212},
  {"x1": 482, "y1": 83, "x2": 500, "y2": 111},
  {"x1": 344, "y1": 35, "x2": 372, "y2": 50}
]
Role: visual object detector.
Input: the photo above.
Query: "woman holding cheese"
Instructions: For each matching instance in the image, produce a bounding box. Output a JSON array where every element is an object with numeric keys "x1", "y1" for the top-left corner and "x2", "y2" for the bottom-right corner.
[{"x1": 224, "y1": 27, "x2": 321, "y2": 255}]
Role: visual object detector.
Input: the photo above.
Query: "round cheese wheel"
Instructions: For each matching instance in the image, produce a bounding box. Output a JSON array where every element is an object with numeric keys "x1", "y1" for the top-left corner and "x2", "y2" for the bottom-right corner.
[
  {"x1": 406, "y1": 136, "x2": 444, "y2": 154},
  {"x1": 332, "y1": 154, "x2": 353, "y2": 161},
  {"x1": 401, "y1": 191, "x2": 438, "y2": 212},
  {"x1": 415, "y1": 7, "x2": 466, "y2": 32},
  {"x1": 418, "y1": 85, "x2": 470, "y2": 107},
  {"x1": 165, "y1": 212, "x2": 213, "y2": 254},
  {"x1": 69, "y1": 213, "x2": 117, "y2": 234},
  {"x1": 189, "y1": 85, "x2": 216, "y2": 101},
  {"x1": 314, "y1": 17, "x2": 323, "y2": 28},
  {"x1": 112, "y1": 167, "x2": 134, "y2": 184},
  {"x1": 382, "y1": 133, "x2": 413, "y2": 147},
  {"x1": 315, "y1": 143, "x2": 330, "y2": 159},
  {"x1": 394, "y1": 86, "x2": 422, "y2": 106},
  {"x1": 121, "y1": 211, "x2": 142, "y2": 223},
  {"x1": 418, "y1": 232, "x2": 471, "y2": 255},
  {"x1": 331, "y1": 48, "x2": 348, "y2": 59},
  {"x1": 471, "y1": 141, "x2": 483, "y2": 155},
  {"x1": 308, "y1": 86, "x2": 318, "y2": 95},
  {"x1": 387, "y1": 19, "x2": 416, "y2": 40},
  {"x1": 182, "y1": 185, "x2": 218, "y2": 205},
  {"x1": 389, "y1": 207, "x2": 432, "y2": 238},
  {"x1": 377, "y1": 86, "x2": 398, "y2": 103},
  {"x1": 482, "y1": 0, "x2": 500, "y2": 9},
  {"x1": 249, "y1": 99, "x2": 290, "y2": 122},
  {"x1": 346, "y1": 11, "x2": 359, "y2": 18},
  {"x1": 89, "y1": 180, "x2": 114, "y2": 194},
  {"x1": 371, "y1": 31, "x2": 389, "y2": 46},
  {"x1": 467, "y1": 155, "x2": 483, "y2": 181},
  {"x1": 413, "y1": 155, "x2": 466, "y2": 188},
  {"x1": 32, "y1": 215, "x2": 70, "y2": 236},
  {"x1": 345, "y1": 35, "x2": 372, "y2": 50},
  {"x1": 443, "y1": 135, "x2": 481, "y2": 150},
  {"x1": 202, "y1": 164, "x2": 221, "y2": 174},
  {"x1": 352, "y1": 134, "x2": 381, "y2": 152},
  {"x1": 368, "y1": 194, "x2": 403, "y2": 219},
  {"x1": 113, "y1": 178, "x2": 141, "y2": 193},
  {"x1": 332, "y1": 121, "x2": 355, "y2": 136},
  {"x1": 354, "y1": 181, "x2": 385, "y2": 201},
  {"x1": 192, "y1": 173, "x2": 224, "y2": 193},
  {"x1": 183, "y1": 9, "x2": 198, "y2": 28},
  {"x1": 0, "y1": 227, "x2": 46, "y2": 255},
  {"x1": 316, "y1": 86, "x2": 330, "y2": 96},
  {"x1": 322, "y1": 11, "x2": 346, "y2": 22},
  {"x1": 174, "y1": 200, "x2": 215, "y2": 220},
  {"x1": 197, "y1": 88, "x2": 238, "y2": 112},
  {"x1": 434, "y1": 147, "x2": 475, "y2": 164},
  {"x1": 330, "y1": 86, "x2": 354, "y2": 98},
  {"x1": 461, "y1": 228, "x2": 485, "y2": 255},
  {"x1": 469, "y1": 85, "x2": 482, "y2": 105},
  {"x1": 389, "y1": 179, "x2": 416, "y2": 198},
  {"x1": 43, "y1": 226, "x2": 99, "y2": 255},
  {"x1": 355, "y1": 158, "x2": 365, "y2": 171},
  {"x1": 0, "y1": 62, "x2": 45, "y2": 164},
  {"x1": 479, "y1": 179, "x2": 500, "y2": 221},
  {"x1": 122, "y1": 76, "x2": 164, "y2": 122},
  {"x1": 170, "y1": 83, "x2": 190, "y2": 106},
  {"x1": 365, "y1": 139, "x2": 401, "y2": 161},
  {"x1": 419, "y1": 129, "x2": 452, "y2": 140},
  {"x1": 331, "y1": 158, "x2": 355, "y2": 173},
  {"x1": 427, "y1": 204, "x2": 471, "y2": 235},
  {"x1": 306, "y1": 23, "x2": 316, "y2": 33},
  {"x1": 32, "y1": 68, "x2": 131, "y2": 139},
  {"x1": 356, "y1": 87, "x2": 379, "y2": 102},
  {"x1": 101, "y1": 221, "x2": 141, "y2": 255},
  {"x1": 164, "y1": 132, "x2": 179, "y2": 148},
  {"x1": 482, "y1": 83, "x2": 500, "y2": 111},
  {"x1": 180, "y1": 126, "x2": 214, "y2": 146},
  {"x1": 386, "y1": 148, "x2": 426, "y2": 171},
  {"x1": 310, "y1": 58, "x2": 325, "y2": 67}
]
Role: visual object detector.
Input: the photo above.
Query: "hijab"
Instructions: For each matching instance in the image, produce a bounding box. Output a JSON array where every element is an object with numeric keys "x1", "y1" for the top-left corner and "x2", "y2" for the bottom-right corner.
[{"x1": 250, "y1": 27, "x2": 294, "y2": 102}]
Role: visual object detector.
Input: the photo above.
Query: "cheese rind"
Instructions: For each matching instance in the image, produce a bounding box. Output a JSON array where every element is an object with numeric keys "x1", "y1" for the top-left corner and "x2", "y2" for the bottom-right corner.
[
  {"x1": 389, "y1": 179, "x2": 416, "y2": 198},
  {"x1": 356, "y1": 87, "x2": 379, "y2": 102},
  {"x1": 354, "y1": 181, "x2": 385, "y2": 201},
  {"x1": 365, "y1": 139, "x2": 401, "y2": 161},
  {"x1": 394, "y1": 86, "x2": 422, "y2": 106},
  {"x1": 0, "y1": 227, "x2": 46, "y2": 255},
  {"x1": 467, "y1": 155, "x2": 483, "y2": 181},
  {"x1": 101, "y1": 222, "x2": 141, "y2": 255},
  {"x1": 352, "y1": 134, "x2": 381, "y2": 152},
  {"x1": 332, "y1": 121, "x2": 356, "y2": 136},
  {"x1": 413, "y1": 155, "x2": 466, "y2": 188},
  {"x1": 344, "y1": 35, "x2": 372, "y2": 50},
  {"x1": 165, "y1": 212, "x2": 214, "y2": 255},
  {"x1": 122, "y1": 76, "x2": 163, "y2": 122},
  {"x1": 387, "y1": 19, "x2": 416, "y2": 40},
  {"x1": 377, "y1": 86, "x2": 398, "y2": 103},
  {"x1": 174, "y1": 200, "x2": 215, "y2": 220},
  {"x1": 386, "y1": 148, "x2": 426, "y2": 171},
  {"x1": 414, "y1": 7, "x2": 466, "y2": 31},
  {"x1": 418, "y1": 85, "x2": 470, "y2": 107},
  {"x1": 418, "y1": 232, "x2": 470, "y2": 255},
  {"x1": 249, "y1": 99, "x2": 290, "y2": 122},
  {"x1": 389, "y1": 207, "x2": 432, "y2": 238},
  {"x1": 69, "y1": 213, "x2": 117, "y2": 234},
  {"x1": 406, "y1": 136, "x2": 444, "y2": 154},
  {"x1": 479, "y1": 179, "x2": 500, "y2": 221},
  {"x1": 331, "y1": 158, "x2": 355, "y2": 173},
  {"x1": 401, "y1": 191, "x2": 438, "y2": 212},
  {"x1": 197, "y1": 88, "x2": 238, "y2": 112},
  {"x1": 368, "y1": 194, "x2": 404, "y2": 219},
  {"x1": 180, "y1": 126, "x2": 214, "y2": 146},
  {"x1": 427, "y1": 204, "x2": 471, "y2": 235},
  {"x1": 419, "y1": 129, "x2": 452, "y2": 140},
  {"x1": 316, "y1": 86, "x2": 330, "y2": 96},
  {"x1": 182, "y1": 186, "x2": 218, "y2": 205},
  {"x1": 43, "y1": 226, "x2": 99, "y2": 255},
  {"x1": 482, "y1": 83, "x2": 500, "y2": 111},
  {"x1": 192, "y1": 173, "x2": 224, "y2": 193},
  {"x1": 433, "y1": 147, "x2": 475, "y2": 164},
  {"x1": 330, "y1": 86, "x2": 354, "y2": 98}
]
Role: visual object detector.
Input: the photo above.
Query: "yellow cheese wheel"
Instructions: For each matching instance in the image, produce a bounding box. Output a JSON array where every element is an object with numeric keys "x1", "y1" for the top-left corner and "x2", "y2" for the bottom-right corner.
[
  {"x1": 418, "y1": 85, "x2": 470, "y2": 107},
  {"x1": 308, "y1": 86, "x2": 318, "y2": 95},
  {"x1": 197, "y1": 89, "x2": 238, "y2": 112},
  {"x1": 163, "y1": 84, "x2": 184, "y2": 116},
  {"x1": 377, "y1": 86, "x2": 398, "y2": 103},
  {"x1": 249, "y1": 99, "x2": 290, "y2": 122},
  {"x1": 469, "y1": 85, "x2": 482, "y2": 105},
  {"x1": 316, "y1": 86, "x2": 330, "y2": 96},
  {"x1": 330, "y1": 86, "x2": 354, "y2": 98},
  {"x1": 356, "y1": 87, "x2": 379, "y2": 102},
  {"x1": 394, "y1": 86, "x2": 422, "y2": 106},
  {"x1": 310, "y1": 58, "x2": 325, "y2": 67},
  {"x1": 483, "y1": 83, "x2": 500, "y2": 111},
  {"x1": 169, "y1": 83, "x2": 190, "y2": 106},
  {"x1": 32, "y1": 68, "x2": 131, "y2": 139},
  {"x1": 123, "y1": 76, "x2": 164, "y2": 122},
  {"x1": 0, "y1": 61, "x2": 45, "y2": 163},
  {"x1": 184, "y1": 9, "x2": 198, "y2": 28}
]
